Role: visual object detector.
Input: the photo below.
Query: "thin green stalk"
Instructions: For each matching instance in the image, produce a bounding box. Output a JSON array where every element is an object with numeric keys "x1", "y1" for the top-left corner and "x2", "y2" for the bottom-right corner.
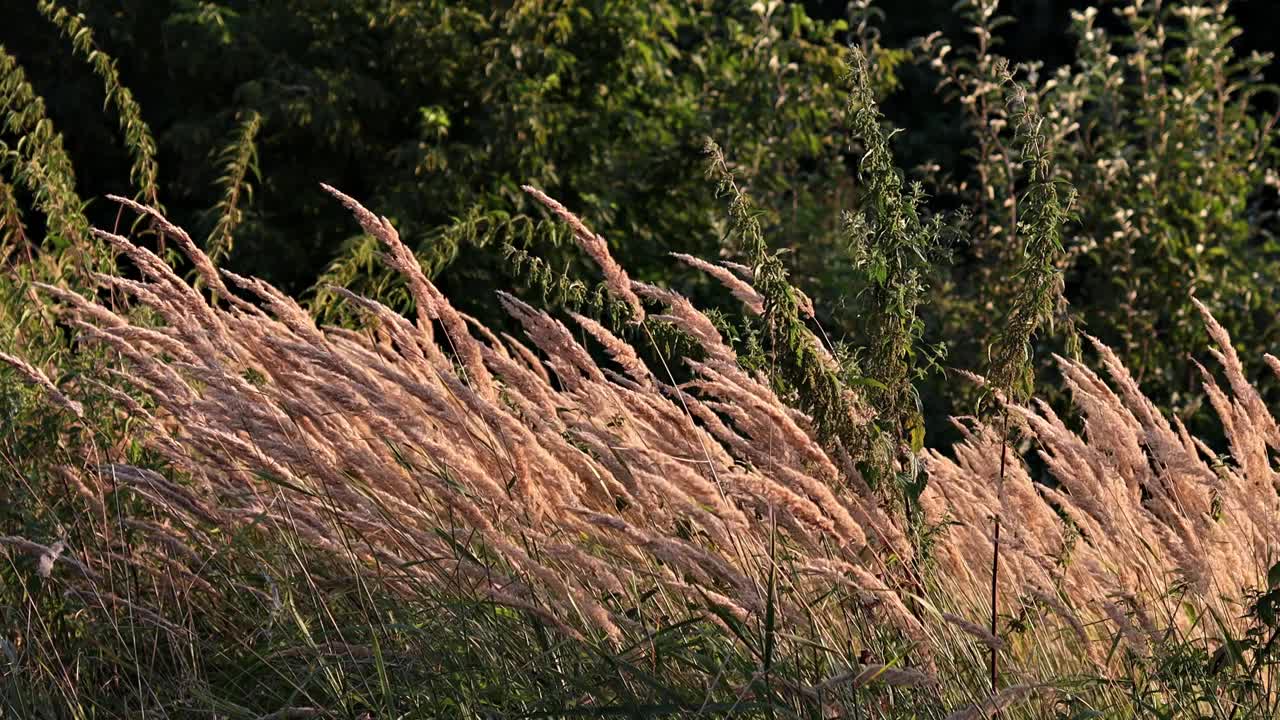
[{"x1": 204, "y1": 111, "x2": 263, "y2": 272}]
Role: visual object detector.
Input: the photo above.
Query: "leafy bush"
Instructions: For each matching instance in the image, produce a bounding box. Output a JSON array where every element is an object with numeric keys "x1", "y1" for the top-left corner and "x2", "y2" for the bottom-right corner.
[
  {"x1": 2, "y1": 0, "x2": 875, "y2": 323},
  {"x1": 921, "y1": 0, "x2": 1280, "y2": 419}
]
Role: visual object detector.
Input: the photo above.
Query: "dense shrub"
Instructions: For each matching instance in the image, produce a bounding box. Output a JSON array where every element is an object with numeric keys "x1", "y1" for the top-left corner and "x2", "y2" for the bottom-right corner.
[
  {"x1": 920, "y1": 0, "x2": 1280, "y2": 419},
  {"x1": 2, "y1": 0, "x2": 879, "y2": 322}
]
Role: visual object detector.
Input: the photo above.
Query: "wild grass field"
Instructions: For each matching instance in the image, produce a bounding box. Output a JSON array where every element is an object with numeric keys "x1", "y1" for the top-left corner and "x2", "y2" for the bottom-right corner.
[{"x1": 2, "y1": 0, "x2": 1280, "y2": 717}]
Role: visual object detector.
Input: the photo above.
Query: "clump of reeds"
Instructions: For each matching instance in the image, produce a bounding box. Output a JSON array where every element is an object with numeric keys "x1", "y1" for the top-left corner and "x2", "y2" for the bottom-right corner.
[{"x1": 8, "y1": 187, "x2": 1280, "y2": 714}]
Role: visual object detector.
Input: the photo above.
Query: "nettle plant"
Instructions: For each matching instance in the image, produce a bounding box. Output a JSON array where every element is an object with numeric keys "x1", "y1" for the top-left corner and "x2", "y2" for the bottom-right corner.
[{"x1": 923, "y1": 0, "x2": 1280, "y2": 416}]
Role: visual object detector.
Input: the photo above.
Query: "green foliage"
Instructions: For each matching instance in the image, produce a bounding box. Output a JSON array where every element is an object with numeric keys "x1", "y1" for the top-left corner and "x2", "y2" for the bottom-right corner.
[
  {"x1": 842, "y1": 46, "x2": 947, "y2": 493},
  {"x1": 2, "y1": 0, "x2": 856, "y2": 320},
  {"x1": 983, "y1": 81, "x2": 1078, "y2": 403},
  {"x1": 0, "y1": 47, "x2": 89, "y2": 255},
  {"x1": 1054, "y1": 2, "x2": 1279, "y2": 408},
  {"x1": 1059, "y1": 567, "x2": 1280, "y2": 719},
  {"x1": 706, "y1": 138, "x2": 872, "y2": 461},
  {"x1": 316, "y1": 0, "x2": 850, "y2": 323},
  {"x1": 0, "y1": 177, "x2": 28, "y2": 257},
  {"x1": 37, "y1": 0, "x2": 160, "y2": 209},
  {"x1": 202, "y1": 109, "x2": 261, "y2": 271},
  {"x1": 926, "y1": 0, "x2": 1280, "y2": 416}
]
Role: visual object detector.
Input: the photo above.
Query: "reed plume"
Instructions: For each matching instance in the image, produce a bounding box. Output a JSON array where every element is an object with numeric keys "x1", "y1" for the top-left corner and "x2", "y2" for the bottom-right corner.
[{"x1": 17, "y1": 188, "x2": 1280, "y2": 708}]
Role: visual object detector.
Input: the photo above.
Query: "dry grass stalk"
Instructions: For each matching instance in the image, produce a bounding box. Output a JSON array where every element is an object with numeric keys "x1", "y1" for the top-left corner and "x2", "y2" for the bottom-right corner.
[{"x1": 0, "y1": 351, "x2": 84, "y2": 417}]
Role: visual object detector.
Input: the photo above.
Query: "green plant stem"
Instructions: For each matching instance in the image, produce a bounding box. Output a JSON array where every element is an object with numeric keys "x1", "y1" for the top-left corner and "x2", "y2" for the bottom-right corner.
[{"x1": 990, "y1": 407, "x2": 1009, "y2": 693}]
